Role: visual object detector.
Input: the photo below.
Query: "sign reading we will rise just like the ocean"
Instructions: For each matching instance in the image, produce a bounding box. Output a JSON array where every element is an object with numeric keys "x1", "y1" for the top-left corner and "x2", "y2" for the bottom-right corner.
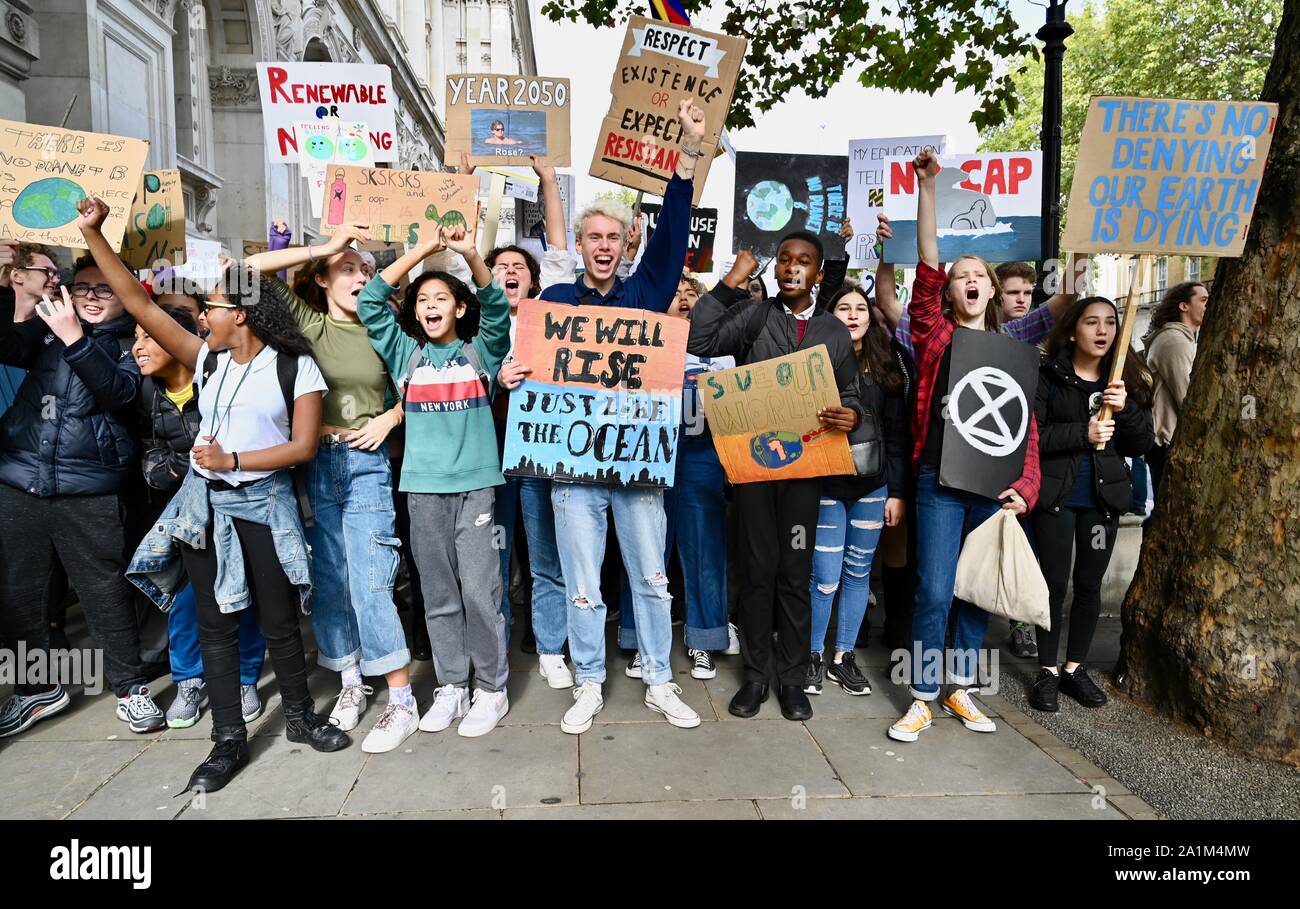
[{"x1": 502, "y1": 302, "x2": 688, "y2": 487}]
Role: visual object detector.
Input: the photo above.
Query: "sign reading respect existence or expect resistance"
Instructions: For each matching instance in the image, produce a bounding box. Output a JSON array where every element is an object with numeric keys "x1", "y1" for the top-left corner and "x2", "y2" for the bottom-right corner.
[
  {"x1": 502, "y1": 301, "x2": 689, "y2": 488},
  {"x1": 256, "y1": 62, "x2": 398, "y2": 164},
  {"x1": 1062, "y1": 96, "x2": 1277, "y2": 256},
  {"x1": 700, "y1": 346, "x2": 855, "y2": 484},
  {"x1": 445, "y1": 74, "x2": 572, "y2": 167},
  {"x1": 591, "y1": 16, "x2": 747, "y2": 205}
]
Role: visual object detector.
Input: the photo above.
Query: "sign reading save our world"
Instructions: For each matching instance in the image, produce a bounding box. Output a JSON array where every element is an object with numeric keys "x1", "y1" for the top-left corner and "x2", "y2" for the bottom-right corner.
[{"x1": 1062, "y1": 96, "x2": 1278, "y2": 256}]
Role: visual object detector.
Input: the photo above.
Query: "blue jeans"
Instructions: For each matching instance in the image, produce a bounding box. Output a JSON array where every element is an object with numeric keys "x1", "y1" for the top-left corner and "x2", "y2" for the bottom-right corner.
[
  {"x1": 167, "y1": 582, "x2": 265, "y2": 685},
  {"x1": 552, "y1": 482, "x2": 672, "y2": 686},
  {"x1": 304, "y1": 442, "x2": 410, "y2": 677},
  {"x1": 495, "y1": 475, "x2": 518, "y2": 630},
  {"x1": 910, "y1": 465, "x2": 1001, "y2": 700},
  {"x1": 619, "y1": 435, "x2": 729, "y2": 652},
  {"x1": 519, "y1": 476, "x2": 567, "y2": 656},
  {"x1": 810, "y1": 487, "x2": 887, "y2": 654}
]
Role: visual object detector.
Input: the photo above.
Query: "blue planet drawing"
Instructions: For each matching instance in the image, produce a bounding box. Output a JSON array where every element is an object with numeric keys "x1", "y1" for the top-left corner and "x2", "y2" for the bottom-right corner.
[
  {"x1": 338, "y1": 136, "x2": 369, "y2": 162},
  {"x1": 746, "y1": 180, "x2": 796, "y2": 232},
  {"x1": 749, "y1": 431, "x2": 804, "y2": 469},
  {"x1": 304, "y1": 134, "x2": 335, "y2": 160},
  {"x1": 12, "y1": 177, "x2": 87, "y2": 230}
]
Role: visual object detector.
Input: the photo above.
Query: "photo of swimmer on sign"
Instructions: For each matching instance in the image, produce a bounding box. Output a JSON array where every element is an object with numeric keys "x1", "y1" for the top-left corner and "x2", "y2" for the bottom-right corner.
[{"x1": 502, "y1": 301, "x2": 690, "y2": 487}]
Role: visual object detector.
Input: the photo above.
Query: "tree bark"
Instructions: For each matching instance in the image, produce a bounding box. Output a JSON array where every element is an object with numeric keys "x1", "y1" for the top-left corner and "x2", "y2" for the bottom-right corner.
[{"x1": 1119, "y1": 0, "x2": 1300, "y2": 765}]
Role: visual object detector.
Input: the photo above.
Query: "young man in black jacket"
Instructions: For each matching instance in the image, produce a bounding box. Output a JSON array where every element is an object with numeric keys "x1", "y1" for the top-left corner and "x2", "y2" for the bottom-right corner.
[
  {"x1": 687, "y1": 232, "x2": 864, "y2": 721},
  {"x1": 0, "y1": 256, "x2": 163, "y2": 738}
]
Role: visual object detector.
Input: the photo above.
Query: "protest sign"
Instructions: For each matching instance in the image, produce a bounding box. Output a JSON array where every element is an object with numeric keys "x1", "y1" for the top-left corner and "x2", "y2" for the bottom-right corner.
[
  {"x1": 847, "y1": 135, "x2": 946, "y2": 266},
  {"x1": 641, "y1": 201, "x2": 717, "y2": 271},
  {"x1": 318, "y1": 166, "x2": 479, "y2": 245},
  {"x1": 502, "y1": 301, "x2": 688, "y2": 487},
  {"x1": 295, "y1": 121, "x2": 374, "y2": 219},
  {"x1": 515, "y1": 172, "x2": 575, "y2": 255},
  {"x1": 169, "y1": 237, "x2": 224, "y2": 291},
  {"x1": 119, "y1": 170, "x2": 186, "y2": 270},
  {"x1": 591, "y1": 16, "x2": 746, "y2": 205},
  {"x1": 938, "y1": 328, "x2": 1040, "y2": 500},
  {"x1": 1061, "y1": 96, "x2": 1277, "y2": 257},
  {"x1": 255, "y1": 62, "x2": 397, "y2": 163},
  {"x1": 445, "y1": 74, "x2": 571, "y2": 166},
  {"x1": 734, "y1": 152, "x2": 848, "y2": 259},
  {"x1": 0, "y1": 120, "x2": 148, "y2": 250},
  {"x1": 477, "y1": 165, "x2": 539, "y2": 202},
  {"x1": 700, "y1": 345, "x2": 854, "y2": 484},
  {"x1": 882, "y1": 151, "x2": 1042, "y2": 266}
]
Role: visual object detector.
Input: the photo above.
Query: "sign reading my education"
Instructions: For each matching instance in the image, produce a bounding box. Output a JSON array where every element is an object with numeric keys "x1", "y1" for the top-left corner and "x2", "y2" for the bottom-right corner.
[
  {"x1": 938, "y1": 328, "x2": 1041, "y2": 501},
  {"x1": 318, "y1": 166, "x2": 479, "y2": 245},
  {"x1": 700, "y1": 345, "x2": 855, "y2": 484},
  {"x1": 502, "y1": 301, "x2": 688, "y2": 487},
  {"x1": 445, "y1": 74, "x2": 572, "y2": 167},
  {"x1": 255, "y1": 62, "x2": 397, "y2": 164},
  {"x1": 591, "y1": 16, "x2": 747, "y2": 205},
  {"x1": 1062, "y1": 96, "x2": 1277, "y2": 257},
  {"x1": 641, "y1": 201, "x2": 717, "y2": 272},
  {"x1": 0, "y1": 119, "x2": 148, "y2": 251},
  {"x1": 847, "y1": 135, "x2": 947, "y2": 267}
]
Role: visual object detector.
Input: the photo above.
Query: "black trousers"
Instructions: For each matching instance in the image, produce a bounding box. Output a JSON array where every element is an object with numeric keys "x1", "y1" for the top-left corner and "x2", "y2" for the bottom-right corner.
[
  {"x1": 733, "y1": 478, "x2": 822, "y2": 687},
  {"x1": 180, "y1": 517, "x2": 309, "y2": 729},
  {"x1": 0, "y1": 484, "x2": 145, "y2": 696},
  {"x1": 1032, "y1": 506, "x2": 1118, "y2": 666}
]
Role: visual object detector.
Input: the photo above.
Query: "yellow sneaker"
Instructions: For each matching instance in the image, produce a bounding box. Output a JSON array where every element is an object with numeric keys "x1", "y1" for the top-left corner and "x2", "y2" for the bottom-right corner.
[
  {"x1": 942, "y1": 688, "x2": 997, "y2": 733},
  {"x1": 887, "y1": 700, "x2": 932, "y2": 742}
]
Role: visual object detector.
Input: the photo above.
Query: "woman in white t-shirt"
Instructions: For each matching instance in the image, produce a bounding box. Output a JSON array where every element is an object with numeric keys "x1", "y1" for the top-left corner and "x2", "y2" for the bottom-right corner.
[{"x1": 78, "y1": 196, "x2": 350, "y2": 795}]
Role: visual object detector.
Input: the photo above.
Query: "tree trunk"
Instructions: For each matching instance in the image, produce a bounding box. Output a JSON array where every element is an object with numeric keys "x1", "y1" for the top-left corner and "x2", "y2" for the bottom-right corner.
[{"x1": 1118, "y1": 0, "x2": 1300, "y2": 765}]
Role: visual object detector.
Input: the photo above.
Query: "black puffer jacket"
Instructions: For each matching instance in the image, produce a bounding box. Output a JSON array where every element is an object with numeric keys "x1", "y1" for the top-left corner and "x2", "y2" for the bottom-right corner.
[
  {"x1": 136, "y1": 376, "x2": 200, "y2": 494},
  {"x1": 1034, "y1": 347, "x2": 1154, "y2": 516},
  {"x1": 0, "y1": 286, "x2": 140, "y2": 497},
  {"x1": 824, "y1": 342, "x2": 914, "y2": 501}
]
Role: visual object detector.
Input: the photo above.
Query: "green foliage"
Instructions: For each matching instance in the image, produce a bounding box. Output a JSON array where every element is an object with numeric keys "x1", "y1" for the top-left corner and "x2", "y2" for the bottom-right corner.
[
  {"x1": 540, "y1": 0, "x2": 1032, "y2": 131},
  {"x1": 980, "y1": 0, "x2": 1282, "y2": 206}
]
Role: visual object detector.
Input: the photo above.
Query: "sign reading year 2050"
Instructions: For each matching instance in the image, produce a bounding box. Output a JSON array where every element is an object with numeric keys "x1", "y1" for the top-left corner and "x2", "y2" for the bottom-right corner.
[{"x1": 445, "y1": 74, "x2": 572, "y2": 167}]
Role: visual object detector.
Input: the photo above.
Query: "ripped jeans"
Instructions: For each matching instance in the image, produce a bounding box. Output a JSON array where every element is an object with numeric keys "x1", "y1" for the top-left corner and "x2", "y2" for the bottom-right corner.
[
  {"x1": 552, "y1": 482, "x2": 672, "y2": 686},
  {"x1": 809, "y1": 487, "x2": 887, "y2": 655}
]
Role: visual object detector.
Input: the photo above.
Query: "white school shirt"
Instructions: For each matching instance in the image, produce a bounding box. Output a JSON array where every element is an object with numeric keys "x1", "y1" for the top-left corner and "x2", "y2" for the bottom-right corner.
[{"x1": 191, "y1": 342, "x2": 328, "y2": 485}]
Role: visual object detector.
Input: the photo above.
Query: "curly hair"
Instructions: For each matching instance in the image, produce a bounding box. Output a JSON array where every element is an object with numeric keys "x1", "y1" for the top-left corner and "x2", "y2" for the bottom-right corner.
[
  {"x1": 825, "y1": 284, "x2": 904, "y2": 395},
  {"x1": 219, "y1": 262, "x2": 315, "y2": 358},
  {"x1": 485, "y1": 245, "x2": 542, "y2": 297},
  {"x1": 0, "y1": 242, "x2": 59, "y2": 283},
  {"x1": 1044, "y1": 296, "x2": 1154, "y2": 409},
  {"x1": 1144, "y1": 280, "x2": 1206, "y2": 342},
  {"x1": 400, "y1": 271, "x2": 479, "y2": 343}
]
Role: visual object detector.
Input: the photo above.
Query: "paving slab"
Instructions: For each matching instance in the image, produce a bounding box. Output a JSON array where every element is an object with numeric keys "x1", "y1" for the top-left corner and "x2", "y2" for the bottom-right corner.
[
  {"x1": 577, "y1": 719, "x2": 848, "y2": 804},
  {"x1": 756, "y1": 793, "x2": 1123, "y2": 820},
  {"x1": 0, "y1": 740, "x2": 149, "y2": 819},
  {"x1": 506, "y1": 799, "x2": 761, "y2": 820},
  {"x1": 69, "y1": 739, "x2": 214, "y2": 820}
]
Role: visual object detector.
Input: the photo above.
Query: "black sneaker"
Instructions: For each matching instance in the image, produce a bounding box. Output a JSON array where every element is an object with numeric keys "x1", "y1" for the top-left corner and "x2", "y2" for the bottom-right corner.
[
  {"x1": 1008, "y1": 622, "x2": 1038, "y2": 658},
  {"x1": 1028, "y1": 668, "x2": 1060, "y2": 712},
  {"x1": 186, "y1": 728, "x2": 250, "y2": 794},
  {"x1": 803, "y1": 652, "x2": 824, "y2": 695},
  {"x1": 284, "y1": 698, "x2": 351, "y2": 752},
  {"x1": 1060, "y1": 664, "x2": 1108, "y2": 708},
  {"x1": 0, "y1": 685, "x2": 71, "y2": 738},
  {"x1": 688, "y1": 649, "x2": 716, "y2": 680},
  {"x1": 825, "y1": 652, "x2": 871, "y2": 695}
]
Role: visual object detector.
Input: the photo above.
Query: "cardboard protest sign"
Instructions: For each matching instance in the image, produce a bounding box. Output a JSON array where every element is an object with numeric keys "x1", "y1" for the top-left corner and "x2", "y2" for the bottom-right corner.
[
  {"x1": 445, "y1": 74, "x2": 571, "y2": 166},
  {"x1": 734, "y1": 153, "x2": 848, "y2": 260},
  {"x1": 119, "y1": 170, "x2": 186, "y2": 270},
  {"x1": 295, "y1": 121, "x2": 374, "y2": 219},
  {"x1": 847, "y1": 135, "x2": 946, "y2": 266},
  {"x1": 1062, "y1": 96, "x2": 1277, "y2": 257},
  {"x1": 591, "y1": 16, "x2": 746, "y2": 205},
  {"x1": 256, "y1": 63, "x2": 396, "y2": 163},
  {"x1": 0, "y1": 120, "x2": 148, "y2": 250},
  {"x1": 700, "y1": 345, "x2": 855, "y2": 484},
  {"x1": 641, "y1": 201, "x2": 717, "y2": 272},
  {"x1": 883, "y1": 152, "x2": 1042, "y2": 266},
  {"x1": 318, "y1": 166, "x2": 479, "y2": 245},
  {"x1": 515, "y1": 172, "x2": 575, "y2": 255},
  {"x1": 502, "y1": 301, "x2": 688, "y2": 487},
  {"x1": 938, "y1": 328, "x2": 1040, "y2": 501}
]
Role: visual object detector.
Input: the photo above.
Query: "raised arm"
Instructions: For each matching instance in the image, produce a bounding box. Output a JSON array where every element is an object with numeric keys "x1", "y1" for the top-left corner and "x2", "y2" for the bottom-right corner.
[
  {"x1": 915, "y1": 151, "x2": 939, "y2": 270},
  {"x1": 531, "y1": 156, "x2": 568, "y2": 251},
  {"x1": 244, "y1": 222, "x2": 370, "y2": 276},
  {"x1": 873, "y1": 214, "x2": 902, "y2": 330},
  {"x1": 76, "y1": 196, "x2": 202, "y2": 368}
]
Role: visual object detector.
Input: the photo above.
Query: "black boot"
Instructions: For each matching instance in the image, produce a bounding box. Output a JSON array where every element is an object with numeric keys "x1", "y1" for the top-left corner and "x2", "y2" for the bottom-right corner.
[
  {"x1": 1028, "y1": 668, "x2": 1060, "y2": 712},
  {"x1": 881, "y1": 565, "x2": 914, "y2": 651},
  {"x1": 283, "y1": 697, "x2": 351, "y2": 752},
  {"x1": 777, "y1": 685, "x2": 813, "y2": 721},
  {"x1": 186, "y1": 725, "x2": 249, "y2": 794}
]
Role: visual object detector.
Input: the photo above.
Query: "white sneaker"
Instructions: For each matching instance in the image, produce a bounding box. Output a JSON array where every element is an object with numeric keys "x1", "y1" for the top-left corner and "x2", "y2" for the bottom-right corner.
[
  {"x1": 645, "y1": 682, "x2": 701, "y2": 728},
  {"x1": 329, "y1": 683, "x2": 373, "y2": 732},
  {"x1": 419, "y1": 684, "x2": 470, "y2": 733},
  {"x1": 538, "y1": 654, "x2": 574, "y2": 689},
  {"x1": 361, "y1": 702, "x2": 419, "y2": 753},
  {"x1": 458, "y1": 689, "x2": 509, "y2": 738},
  {"x1": 560, "y1": 681, "x2": 603, "y2": 735},
  {"x1": 724, "y1": 623, "x2": 741, "y2": 655}
]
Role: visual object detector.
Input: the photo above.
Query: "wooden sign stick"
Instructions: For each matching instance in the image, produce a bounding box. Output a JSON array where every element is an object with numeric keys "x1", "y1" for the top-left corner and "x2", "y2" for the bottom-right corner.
[
  {"x1": 479, "y1": 171, "x2": 507, "y2": 256},
  {"x1": 1095, "y1": 253, "x2": 1150, "y2": 449},
  {"x1": 60, "y1": 94, "x2": 77, "y2": 129}
]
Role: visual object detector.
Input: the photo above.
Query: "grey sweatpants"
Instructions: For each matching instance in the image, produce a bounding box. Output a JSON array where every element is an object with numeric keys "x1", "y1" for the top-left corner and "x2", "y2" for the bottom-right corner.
[{"x1": 408, "y1": 488, "x2": 508, "y2": 692}]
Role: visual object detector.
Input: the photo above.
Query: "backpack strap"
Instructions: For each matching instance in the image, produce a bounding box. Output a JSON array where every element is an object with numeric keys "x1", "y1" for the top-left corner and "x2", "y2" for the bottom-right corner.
[
  {"x1": 273, "y1": 352, "x2": 315, "y2": 528},
  {"x1": 201, "y1": 350, "x2": 219, "y2": 386}
]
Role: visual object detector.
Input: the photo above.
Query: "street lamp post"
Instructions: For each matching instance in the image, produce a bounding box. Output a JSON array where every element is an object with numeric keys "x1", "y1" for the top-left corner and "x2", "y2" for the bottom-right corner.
[{"x1": 1036, "y1": 0, "x2": 1073, "y2": 302}]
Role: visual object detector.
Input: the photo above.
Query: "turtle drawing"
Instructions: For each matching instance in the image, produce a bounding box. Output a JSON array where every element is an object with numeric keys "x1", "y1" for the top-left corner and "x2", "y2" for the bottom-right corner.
[{"x1": 424, "y1": 205, "x2": 469, "y2": 231}]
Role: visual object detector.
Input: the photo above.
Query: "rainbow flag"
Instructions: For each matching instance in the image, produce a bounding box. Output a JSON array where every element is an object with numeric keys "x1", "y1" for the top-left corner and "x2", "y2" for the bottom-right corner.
[{"x1": 648, "y1": 0, "x2": 690, "y2": 26}]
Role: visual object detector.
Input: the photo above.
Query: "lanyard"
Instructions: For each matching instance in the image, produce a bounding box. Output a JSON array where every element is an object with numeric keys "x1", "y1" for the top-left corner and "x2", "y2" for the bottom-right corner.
[{"x1": 205, "y1": 357, "x2": 253, "y2": 445}]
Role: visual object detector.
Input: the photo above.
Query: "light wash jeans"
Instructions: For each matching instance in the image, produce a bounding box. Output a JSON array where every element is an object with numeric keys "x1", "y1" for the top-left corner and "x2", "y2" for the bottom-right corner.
[
  {"x1": 810, "y1": 486, "x2": 887, "y2": 655},
  {"x1": 519, "y1": 476, "x2": 568, "y2": 656},
  {"x1": 304, "y1": 442, "x2": 410, "y2": 677},
  {"x1": 552, "y1": 482, "x2": 672, "y2": 686}
]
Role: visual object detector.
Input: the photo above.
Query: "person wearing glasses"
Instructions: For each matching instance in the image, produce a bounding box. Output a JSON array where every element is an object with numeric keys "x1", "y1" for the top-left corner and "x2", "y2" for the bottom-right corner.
[
  {"x1": 483, "y1": 119, "x2": 523, "y2": 147},
  {"x1": 0, "y1": 244, "x2": 165, "y2": 739},
  {"x1": 0, "y1": 242, "x2": 60, "y2": 416}
]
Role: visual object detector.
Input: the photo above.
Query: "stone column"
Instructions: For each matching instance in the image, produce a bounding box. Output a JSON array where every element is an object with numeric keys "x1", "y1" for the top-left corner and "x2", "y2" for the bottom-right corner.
[{"x1": 0, "y1": 0, "x2": 39, "y2": 121}]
